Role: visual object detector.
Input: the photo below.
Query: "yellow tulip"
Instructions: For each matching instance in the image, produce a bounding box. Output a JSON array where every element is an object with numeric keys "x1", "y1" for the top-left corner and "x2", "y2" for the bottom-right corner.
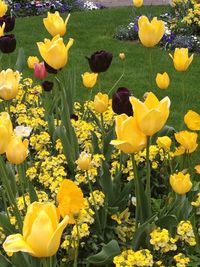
[
  {"x1": 195, "y1": 165, "x2": 200, "y2": 174},
  {"x1": 119, "y1": 52, "x2": 125, "y2": 60},
  {"x1": 138, "y1": 16, "x2": 165, "y2": 47},
  {"x1": 155, "y1": 72, "x2": 170, "y2": 90},
  {"x1": 175, "y1": 131, "x2": 198, "y2": 154},
  {"x1": 130, "y1": 92, "x2": 170, "y2": 136},
  {"x1": 169, "y1": 48, "x2": 193, "y2": 72},
  {"x1": 156, "y1": 136, "x2": 172, "y2": 152},
  {"x1": 37, "y1": 35, "x2": 74, "y2": 70},
  {"x1": 93, "y1": 92, "x2": 109, "y2": 113},
  {"x1": 3, "y1": 202, "x2": 69, "y2": 257},
  {"x1": 184, "y1": 110, "x2": 200, "y2": 131},
  {"x1": 76, "y1": 151, "x2": 92, "y2": 170},
  {"x1": 6, "y1": 136, "x2": 29, "y2": 165},
  {"x1": 0, "y1": 69, "x2": 21, "y2": 100},
  {"x1": 133, "y1": 0, "x2": 143, "y2": 7},
  {"x1": 0, "y1": 22, "x2": 5, "y2": 37},
  {"x1": 27, "y1": 56, "x2": 39, "y2": 69},
  {"x1": 43, "y1": 12, "x2": 70, "y2": 37},
  {"x1": 0, "y1": 112, "x2": 13, "y2": 154},
  {"x1": 110, "y1": 114, "x2": 147, "y2": 154},
  {"x1": 170, "y1": 172, "x2": 192, "y2": 194},
  {"x1": 0, "y1": 0, "x2": 7, "y2": 17},
  {"x1": 81, "y1": 72, "x2": 98, "y2": 89}
]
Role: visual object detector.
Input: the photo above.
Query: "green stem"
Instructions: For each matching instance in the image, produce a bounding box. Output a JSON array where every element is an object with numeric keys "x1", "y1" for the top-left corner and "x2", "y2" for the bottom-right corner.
[
  {"x1": 180, "y1": 75, "x2": 185, "y2": 129},
  {"x1": 131, "y1": 154, "x2": 139, "y2": 229},
  {"x1": 149, "y1": 49, "x2": 153, "y2": 90},
  {"x1": 145, "y1": 137, "x2": 151, "y2": 211},
  {"x1": 82, "y1": 89, "x2": 93, "y2": 121},
  {"x1": 86, "y1": 171, "x2": 103, "y2": 236},
  {"x1": 17, "y1": 164, "x2": 27, "y2": 212},
  {"x1": 108, "y1": 62, "x2": 125, "y2": 96},
  {"x1": 100, "y1": 113, "x2": 105, "y2": 152},
  {"x1": 73, "y1": 221, "x2": 80, "y2": 267}
]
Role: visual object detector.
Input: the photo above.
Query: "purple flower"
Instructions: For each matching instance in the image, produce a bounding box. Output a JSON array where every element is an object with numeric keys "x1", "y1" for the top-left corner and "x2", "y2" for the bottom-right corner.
[
  {"x1": 0, "y1": 15, "x2": 15, "y2": 32},
  {"x1": 86, "y1": 50, "x2": 113, "y2": 73},
  {"x1": 112, "y1": 87, "x2": 133, "y2": 116},
  {"x1": 0, "y1": 34, "x2": 16, "y2": 53}
]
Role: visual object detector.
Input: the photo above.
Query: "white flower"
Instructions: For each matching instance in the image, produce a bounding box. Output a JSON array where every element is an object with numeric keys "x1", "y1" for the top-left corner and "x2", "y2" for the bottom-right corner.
[{"x1": 14, "y1": 126, "x2": 32, "y2": 137}]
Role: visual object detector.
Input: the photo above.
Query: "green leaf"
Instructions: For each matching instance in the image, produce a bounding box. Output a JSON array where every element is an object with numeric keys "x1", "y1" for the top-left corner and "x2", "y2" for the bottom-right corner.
[
  {"x1": 156, "y1": 215, "x2": 178, "y2": 235},
  {"x1": 87, "y1": 240, "x2": 120, "y2": 265},
  {"x1": 91, "y1": 131, "x2": 101, "y2": 154},
  {"x1": 0, "y1": 213, "x2": 16, "y2": 235},
  {"x1": 99, "y1": 161, "x2": 113, "y2": 204},
  {"x1": 28, "y1": 182, "x2": 38, "y2": 203},
  {"x1": 0, "y1": 253, "x2": 13, "y2": 267},
  {"x1": 15, "y1": 48, "x2": 25, "y2": 72},
  {"x1": 103, "y1": 125, "x2": 115, "y2": 161}
]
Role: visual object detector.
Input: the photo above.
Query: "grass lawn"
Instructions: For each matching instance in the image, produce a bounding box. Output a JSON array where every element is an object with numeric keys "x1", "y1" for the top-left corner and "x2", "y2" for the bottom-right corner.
[{"x1": 2, "y1": 5, "x2": 200, "y2": 159}]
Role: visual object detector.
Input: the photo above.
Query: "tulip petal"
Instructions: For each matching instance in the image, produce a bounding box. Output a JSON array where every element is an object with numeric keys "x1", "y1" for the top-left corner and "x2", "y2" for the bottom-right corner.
[
  {"x1": 144, "y1": 92, "x2": 160, "y2": 109},
  {"x1": 140, "y1": 109, "x2": 164, "y2": 136},
  {"x1": 26, "y1": 210, "x2": 54, "y2": 257},
  {"x1": 3, "y1": 233, "x2": 35, "y2": 255},
  {"x1": 47, "y1": 215, "x2": 69, "y2": 256}
]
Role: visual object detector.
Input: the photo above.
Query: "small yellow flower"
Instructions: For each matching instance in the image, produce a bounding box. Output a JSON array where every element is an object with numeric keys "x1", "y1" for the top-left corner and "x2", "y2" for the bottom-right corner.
[
  {"x1": 27, "y1": 56, "x2": 39, "y2": 69},
  {"x1": 57, "y1": 179, "x2": 84, "y2": 224},
  {"x1": 169, "y1": 48, "x2": 193, "y2": 72},
  {"x1": 138, "y1": 16, "x2": 165, "y2": 47},
  {"x1": 155, "y1": 72, "x2": 170, "y2": 90},
  {"x1": 0, "y1": 22, "x2": 5, "y2": 37},
  {"x1": 119, "y1": 52, "x2": 125, "y2": 60},
  {"x1": 133, "y1": 0, "x2": 143, "y2": 7},
  {"x1": 0, "y1": 0, "x2": 7, "y2": 17},
  {"x1": 76, "y1": 151, "x2": 92, "y2": 170},
  {"x1": 170, "y1": 172, "x2": 192, "y2": 194},
  {"x1": 156, "y1": 136, "x2": 172, "y2": 152},
  {"x1": 81, "y1": 72, "x2": 98, "y2": 89},
  {"x1": 93, "y1": 92, "x2": 109, "y2": 113},
  {"x1": 184, "y1": 110, "x2": 200, "y2": 131}
]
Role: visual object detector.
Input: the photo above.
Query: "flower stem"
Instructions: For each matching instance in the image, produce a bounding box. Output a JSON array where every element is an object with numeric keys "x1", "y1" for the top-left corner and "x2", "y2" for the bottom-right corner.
[
  {"x1": 145, "y1": 136, "x2": 151, "y2": 211},
  {"x1": 131, "y1": 154, "x2": 139, "y2": 229},
  {"x1": 17, "y1": 164, "x2": 27, "y2": 211},
  {"x1": 73, "y1": 221, "x2": 80, "y2": 267},
  {"x1": 108, "y1": 62, "x2": 125, "y2": 96},
  {"x1": 100, "y1": 113, "x2": 105, "y2": 152},
  {"x1": 149, "y1": 49, "x2": 153, "y2": 90}
]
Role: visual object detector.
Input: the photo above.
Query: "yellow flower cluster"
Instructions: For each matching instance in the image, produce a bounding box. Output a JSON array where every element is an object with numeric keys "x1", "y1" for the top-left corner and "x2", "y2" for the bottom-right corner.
[
  {"x1": 174, "y1": 253, "x2": 190, "y2": 267},
  {"x1": 191, "y1": 192, "x2": 200, "y2": 207},
  {"x1": 155, "y1": 260, "x2": 165, "y2": 267},
  {"x1": 113, "y1": 249, "x2": 153, "y2": 267},
  {"x1": 177, "y1": 220, "x2": 196, "y2": 246},
  {"x1": 150, "y1": 227, "x2": 177, "y2": 252},
  {"x1": 172, "y1": 0, "x2": 188, "y2": 6},
  {"x1": 88, "y1": 190, "x2": 105, "y2": 209},
  {"x1": 182, "y1": 2, "x2": 200, "y2": 27}
]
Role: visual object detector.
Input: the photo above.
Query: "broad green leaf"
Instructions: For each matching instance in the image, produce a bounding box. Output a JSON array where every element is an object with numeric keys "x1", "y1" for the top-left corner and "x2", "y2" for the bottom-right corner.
[
  {"x1": 0, "y1": 253, "x2": 13, "y2": 267},
  {"x1": 0, "y1": 213, "x2": 16, "y2": 235},
  {"x1": 15, "y1": 48, "x2": 25, "y2": 72},
  {"x1": 28, "y1": 182, "x2": 38, "y2": 203}
]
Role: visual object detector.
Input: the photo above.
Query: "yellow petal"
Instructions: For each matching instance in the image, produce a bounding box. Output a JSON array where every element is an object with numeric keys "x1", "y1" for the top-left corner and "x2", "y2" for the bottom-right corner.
[
  {"x1": 144, "y1": 92, "x2": 160, "y2": 109},
  {"x1": 140, "y1": 109, "x2": 164, "y2": 136},
  {"x1": 3, "y1": 234, "x2": 34, "y2": 255},
  {"x1": 184, "y1": 110, "x2": 200, "y2": 131}
]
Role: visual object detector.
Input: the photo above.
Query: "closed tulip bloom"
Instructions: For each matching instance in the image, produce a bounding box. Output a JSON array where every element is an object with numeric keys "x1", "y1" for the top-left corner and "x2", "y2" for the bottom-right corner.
[
  {"x1": 110, "y1": 114, "x2": 147, "y2": 154},
  {"x1": 170, "y1": 172, "x2": 192, "y2": 194},
  {"x1": 81, "y1": 72, "x2": 98, "y2": 89},
  {"x1": 0, "y1": 34, "x2": 16, "y2": 53},
  {"x1": 130, "y1": 92, "x2": 170, "y2": 136},
  {"x1": 138, "y1": 16, "x2": 165, "y2": 47},
  {"x1": 3, "y1": 202, "x2": 69, "y2": 257},
  {"x1": 133, "y1": 0, "x2": 143, "y2": 7},
  {"x1": 0, "y1": 69, "x2": 21, "y2": 100},
  {"x1": 0, "y1": 15, "x2": 15, "y2": 32},
  {"x1": 0, "y1": 22, "x2": 5, "y2": 37},
  {"x1": 195, "y1": 165, "x2": 200, "y2": 174},
  {"x1": 34, "y1": 62, "x2": 47, "y2": 80},
  {"x1": 43, "y1": 12, "x2": 70, "y2": 37},
  {"x1": 37, "y1": 35, "x2": 74, "y2": 70},
  {"x1": 42, "y1": 80, "x2": 54, "y2": 92},
  {"x1": 119, "y1": 52, "x2": 125, "y2": 60},
  {"x1": 169, "y1": 48, "x2": 193, "y2": 72},
  {"x1": 27, "y1": 56, "x2": 39, "y2": 69},
  {"x1": 0, "y1": 0, "x2": 7, "y2": 17},
  {"x1": 156, "y1": 136, "x2": 172, "y2": 152},
  {"x1": 76, "y1": 151, "x2": 92, "y2": 170},
  {"x1": 0, "y1": 112, "x2": 13, "y2": 154},
  {"x1": 6, "y1": 136, "x2": 29, "y2": 165},
  {"x1": 86, "y1": 50, "x2": 113, "y2": 73},
  {"x1": 175, "y1": 131, "x2": 198, "y2": 154},
  {"x1": 112, "y1": 87, "x2": 133, "y2": 116},
  {"x1": 184, "y1": 110, "x2": 200, "y2": 131},
  {"x1": 156, "y1": 72, "x2": 170, "y2": 90},
  {"x1": 93, "y1": 92, "x2": 109, "y2": 113}
]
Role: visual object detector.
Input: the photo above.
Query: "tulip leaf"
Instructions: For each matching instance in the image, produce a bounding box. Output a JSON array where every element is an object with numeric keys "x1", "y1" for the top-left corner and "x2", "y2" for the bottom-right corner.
[
  {"x1": 151, "y1": 125, "x2": 176, "y2": 144},
  {"x1": 28, "y1": 181, "x2": 38, "y2": 203},
  {"x1": 0, "y1": 212, "x2": 16, "y2": 235},
  {"x1": 103, "y1": 125, "x2": 115, "y2": 161},
  {"x1": 156, "y1": 215, "x2": 178, "y2": 235},
  {"x1": 87, "y1": 240, "x2": 120, "y2": 265},
  {"x1": 15, "y1": 47, "x2": 25, "y2": 72},
  {"x1": 91, "y1": 131, "x2": 101, "y2": 154},
  {"x1": 0, "y1": 253, "x2": 12, "y2": 267}
]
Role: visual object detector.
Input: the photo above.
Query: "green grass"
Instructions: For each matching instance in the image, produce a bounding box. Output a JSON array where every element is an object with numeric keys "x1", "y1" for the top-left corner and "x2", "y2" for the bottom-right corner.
[{"x1": 2, "y1": 5, "x2": 200, "y2": 159}]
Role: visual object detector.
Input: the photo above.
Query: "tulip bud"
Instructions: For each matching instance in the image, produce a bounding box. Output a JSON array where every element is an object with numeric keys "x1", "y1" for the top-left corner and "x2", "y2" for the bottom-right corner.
[
  {"x1": 119, "y1": 53, "x2": 125, "y2": 60},
  {"x1": 0, "y1": 15, "x2": 15, "y2": 32},
  {"x1": 42, "y1": 80, "x2": 54, "y2": 92},
  {"x1": 27, "y1": 56, "x2": 39, "y2": 69},
  {"x1": 0, "y1": 0, "x2": 8, "y2": 17},
  {"x1": 169, "y1": 48, "x2": 193, "y2": 72},
  {"x1": 81, "y1": 72, "x2": 98, "y2": 89},
  {"x1": 156, "y1": 136, "x2": 172, "y2": 152},
  {"x1": 195, "y1": 165, "x2": 200, "y2": 174},
  {"x1": 0, "y1": 34, "x2": 16, "y2": 53},
  {"x1": 112, "y1": 87, "x2": 133, "y2": 116},
  {"x1": 133, "y1": 0, "x2": 143, "y2": 7},
  {"x1": 156, "y1": 72, "x2": 170, "y2": 90},
  {"x1": 76, "y1": 151, "x2": 92, "y2": 170},
  {"x1": 0, "y1": 69, "x2": 21, "y2": 100},
  {"x1": 93, "y1": 92, "x2": 109, "y2": 113},
  {"x1": 6, "y1": 136, "x2": 29, "y2": 165},
  {"x1": 34, "y1": 62, "x2": 47, "y2": 80},
  {"x1": 170, "y1": 172, "x2": 192, "y2": 195},
  {"x1": 86, "y1": 50, "x2": 113, "y2": 73}
]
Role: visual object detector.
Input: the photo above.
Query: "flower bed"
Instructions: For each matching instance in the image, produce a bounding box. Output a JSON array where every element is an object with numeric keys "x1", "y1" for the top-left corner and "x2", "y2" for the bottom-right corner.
[{"x1": 0, "y1": 0, "x2": 200, "y2": 266}]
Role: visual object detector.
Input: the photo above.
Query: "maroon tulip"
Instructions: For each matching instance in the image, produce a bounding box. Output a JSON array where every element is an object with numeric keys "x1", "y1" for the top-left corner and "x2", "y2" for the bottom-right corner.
[
  {"x1": 42, "y1": 81, "x2": 54, "y2": 92},
  {"x1": 86, "y1": 50, "x2": 113, "y2": 73},
  {"x1": 0, "y1": 15, "x2": 15, "y2": 32},
  {"x1": 44, "y1": 61, "x2": 58, "y2": 74},
  {"x1": 112, "y1": 87, "x2": 133, "y2": 116},
  {"x1": 0, "y1": 34, "x2": 16, "y2": 53}
]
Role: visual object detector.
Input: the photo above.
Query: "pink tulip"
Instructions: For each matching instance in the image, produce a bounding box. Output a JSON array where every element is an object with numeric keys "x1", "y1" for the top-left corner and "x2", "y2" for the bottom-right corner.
[{"x1": 34, "y1": 62, "x2": 47, "y2": 80}]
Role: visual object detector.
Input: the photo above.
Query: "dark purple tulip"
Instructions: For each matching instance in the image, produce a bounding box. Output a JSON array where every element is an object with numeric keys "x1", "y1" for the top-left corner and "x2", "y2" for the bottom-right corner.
[
  {"x1": 0, "y1": 15, "x2": 15, "y2": 32},
  {"x1": 42, "y1": 81, "x2": 54, "y2": 92},
  {"x1": 112, "y1": 87, "x2": 133, "y2": 116},
  {"x1": 86, "y1": 50, "x2": 113, "y2": 73},
  {"x1": 70, "y1": 114, "x2": 78, "y2": 121},
  {"x1": 44, "y1": 61, "x2": 58, "y2": 74},
  {"x1": 0, "y1": 34, "x2": 16, "y2": 53}
]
